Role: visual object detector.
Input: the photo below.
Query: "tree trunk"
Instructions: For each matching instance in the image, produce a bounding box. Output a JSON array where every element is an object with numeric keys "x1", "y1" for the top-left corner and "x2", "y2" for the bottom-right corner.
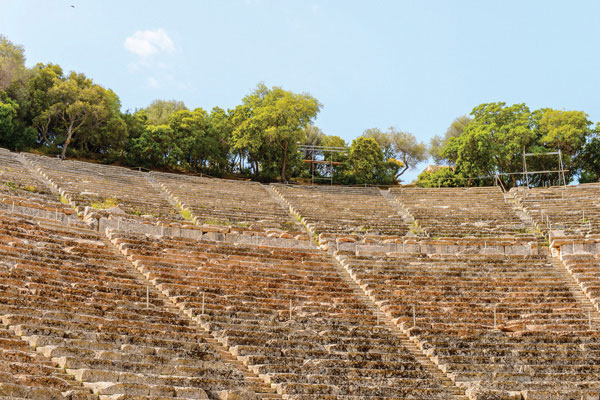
[
  {"x1": 280, "y1": 140, "x2": 288, "y2": 182},
  {"x1": 60, "y1": 124, "x2": 74, "y2": 160}
]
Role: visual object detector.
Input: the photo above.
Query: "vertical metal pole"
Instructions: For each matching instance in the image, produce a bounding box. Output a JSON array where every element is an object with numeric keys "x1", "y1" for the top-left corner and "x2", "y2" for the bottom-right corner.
[
  {"x1": 202, "y1": 292, "x2": 205, "y2": 315},
  {"x1": 589, "y1": 310, "x2": 592, "y2": 330},
  {"x1": 522, "y1": 150, "x2": 529, "y2": 187},
  {"x1": 330, "y1": 158, "x2": 333, "y2": 186},
  {"x1": 146, "y1": 286, "x2": 149, "y2": 308},
  {"x1": 11, "y1": 201, "x2": 14, "y2": 213},
  {"x1": 493, "y1": 307, "x2": 497, "y2": 329},
  {"x1": 161, "y1": 223, "x2": 164, "y2": 236},
  {"x1": 558, "y1": 149, "x2": 566, "y2": 187},
  {"x1": 55, "y1": 208, "x2": 58, "y2": 221},
  {"x1": 289, "y1": 299, "x2": 292, "y2": 320},
  {"x1": 311, "y1": 150, "x2": 314, "y2": 186},
  {"x1": 412, "y1": 305, "x2": 416, "y2": 327},
  {"x1": 376, "y1": 312, "x2": 379, "y2": 326}
]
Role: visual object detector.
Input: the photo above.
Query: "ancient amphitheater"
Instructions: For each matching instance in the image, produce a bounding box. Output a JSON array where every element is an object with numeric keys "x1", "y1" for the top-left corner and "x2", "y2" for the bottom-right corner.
[{"x1": 2, "y1": 147, "x2": 600, "y2": 400}]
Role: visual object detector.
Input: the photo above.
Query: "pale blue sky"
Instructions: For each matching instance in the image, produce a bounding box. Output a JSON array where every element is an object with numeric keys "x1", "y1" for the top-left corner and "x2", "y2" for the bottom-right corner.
[{"x1": 1, "y1": 0, "x2": 599, "y2": 181}]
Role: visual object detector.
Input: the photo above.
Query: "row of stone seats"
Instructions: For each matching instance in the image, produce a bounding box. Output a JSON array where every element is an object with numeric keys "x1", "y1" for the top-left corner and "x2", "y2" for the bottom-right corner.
[
  {"x1": 22, "y1": 153, "x2": 182, "y2": 223},
  {"x1": 392, "y1": 187, "x2": 529, "y2": 238},
  {"x1": 0, "y1": 323, "x2": 95, "y2": 399},
  {"x1": 336, "y1": 251, "x2": 600, "y2": 399},
  {"x1": 109, "y1": 231, "x2": 464, "y2": 399},
  {"x1": 562, "y1": 253, "x2": 600, "y2": 312},
  {"x1": 151, "y1": 172, "x2": 308, "y2": 237},
  {"x1": 510, "y1": 184, "x2": 600, "y2": 237},
  {"x1": 0, "y1": 148, "x2": 56, "y2": 202},
  {"x1": 0, "y1": 205, "x2": 264, "y2": 399},
  {"x1": 272, "y1": 184, "x2": 409, "y2": 244}
]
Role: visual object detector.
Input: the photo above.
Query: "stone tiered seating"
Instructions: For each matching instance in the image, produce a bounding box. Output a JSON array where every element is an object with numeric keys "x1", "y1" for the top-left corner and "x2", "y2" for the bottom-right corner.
[
  {"x1": 273, "y1": 185, "x2": 409, "y2": 246},
  {"x1": 511, "y1": 184, "x2": 600, "y2": 237},
  {"x1": 110, "y1": 232, "x2": 463, "y2": 399},
  {"x1": 0, "y1": 207, "x2": 264, "y2": 399},
  {"x1": 337, "y1": 251, "x2": 600, "y2": 398},
  {"x1": 562, "y1": 253, "x2": 600, "y2": 311},
  {"x1": 23, "y1": 153, "x2": 182, "y2": 222},
  {"x1": 392, "y1": 187, "x2": 529, "y2": 238},
  {"x1": 0, "y1": 324, "x2": 95, "y2": 399},
  {"x1": 0, "y1": 148, "x2": 54, "y2": 200},
  {"x1": 152, "y1": 172, "x2": 307, "y2": 237}
]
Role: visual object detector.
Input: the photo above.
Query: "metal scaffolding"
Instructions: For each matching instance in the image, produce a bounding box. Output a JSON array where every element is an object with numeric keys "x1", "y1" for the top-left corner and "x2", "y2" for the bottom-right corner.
[{"x1": 298, "y1": 144, "x2": 348, "y2": 185}]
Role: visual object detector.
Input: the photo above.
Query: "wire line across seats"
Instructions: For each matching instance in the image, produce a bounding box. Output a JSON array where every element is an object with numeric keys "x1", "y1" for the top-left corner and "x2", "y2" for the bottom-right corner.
[
  {"x1": 151, "y1": 171, "x2": 305, "y2": 235},
  {"x1": 511, "y1": 184, "x2": 600, "y2": 237},
  {"x1": 337, "y1": 251, "x2": 600, "y2": 398},
  {"x1": 272, "y1": 184, "x2": 410, "y2": 245},
  {"x1": 0, "y1": 206, "x2": 261, "y2": 399},
  {"x1": 391, "y1": 187, "x2": 530, "y2": 238},
  {"x1": 110, "y1": 232, "x2": 462, "y2": 399},
  {"x1": 23, "y1": 153, "x2": 182, "y2": 222}
]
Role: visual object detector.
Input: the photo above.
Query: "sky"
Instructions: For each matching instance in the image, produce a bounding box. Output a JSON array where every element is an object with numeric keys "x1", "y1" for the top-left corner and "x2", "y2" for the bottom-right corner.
[{"x1": 1, "y1": 0, "x2": 600, "y2": 182}]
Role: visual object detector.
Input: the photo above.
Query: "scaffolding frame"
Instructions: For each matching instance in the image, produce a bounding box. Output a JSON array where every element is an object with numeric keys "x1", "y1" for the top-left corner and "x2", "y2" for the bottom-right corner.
[
  {"x1": 298, "y1": 144, "x2": 348, "y2": 185},
  {"x1": 522, "y1": 150, "x2": 568, "y2": 188}
]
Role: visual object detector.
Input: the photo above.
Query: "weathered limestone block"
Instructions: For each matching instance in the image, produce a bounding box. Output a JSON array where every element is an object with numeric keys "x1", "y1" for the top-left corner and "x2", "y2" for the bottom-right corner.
[{"x1": 218, "y1": 389, "x2": 259, "y2": 400}]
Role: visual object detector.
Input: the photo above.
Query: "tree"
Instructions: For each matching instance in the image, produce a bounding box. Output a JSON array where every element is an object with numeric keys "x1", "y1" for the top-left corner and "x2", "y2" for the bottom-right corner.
[
  {"x1": 416, "y1": 166, "x2": 465, "y2": 187},
  {"x1": 0, "y1": 91, "x2": 18, "y2": 146},
  {"x1": 231, "y1": 83, "x2": 321, "y2": 181},
  {"x1": 430, "y1": 115, "x2": 471, "y2": 164},
  {"x1": 388, "y1": 127, "x2": 427, "y2": 180},
  {"x1": 578, "y1": 127, "x2": 600, "y2": 183},
  {"x1": 363, "y1": 128, "x2": 394, "y2": 159},
  {"x1": 0, "y1": 35, "x2": 26, "y2": 90},
  {"x1": 347, "y1": 137, "x2": 394, "y2": 184},
  {"x1": 48, "y1": 72, "x2": 116, "y2": 159},
  {"x1": 362, "y1": 127, "x2": 427, "y2": 181},
  {"x1": 450, "y1": 102, "x2": 534, "y2": 186},
  {"x1": 145, "y1": 99, "x2": 187, "y2": 125},
  {"x1": 27, "y1": 63, "x2": 64, "y2": 145}
]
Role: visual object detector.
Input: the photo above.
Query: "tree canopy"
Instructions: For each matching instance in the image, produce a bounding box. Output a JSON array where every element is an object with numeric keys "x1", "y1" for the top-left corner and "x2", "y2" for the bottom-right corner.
[{"x1": 3, "y1": 34, "x2": 600, "y2": 187}]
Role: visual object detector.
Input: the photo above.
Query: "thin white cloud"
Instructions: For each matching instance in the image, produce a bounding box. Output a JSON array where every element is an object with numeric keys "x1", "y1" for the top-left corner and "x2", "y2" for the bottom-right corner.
[
  {"x1": 124, "y1": 28, "x2": 175, "y2": 57},
  {"x1": 146, "y1": 77, "x2": 160, "y2": 88}
]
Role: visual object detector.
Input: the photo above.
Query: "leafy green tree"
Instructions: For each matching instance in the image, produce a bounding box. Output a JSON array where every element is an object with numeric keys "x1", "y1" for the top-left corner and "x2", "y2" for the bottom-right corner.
[
  {"x1": 145, "y1": 99, "x2": 187, "y2": 125},
  {"x1": 231, "y1": 83, "x2": 320, "y2": 181},
  {"x1": 416, "y1": 167, "x2": 465, "y2": 187},
  {"x1": 347, "y1": 137, "x2": 394, "y2": 184},
  {"x1": 47, "y1": 72, "x2": 115, "y2": 159},
  {"x1": 0, "y1": 92, "x2": 18, "y2": 146},
  {"x1": 129, "y1": 124, "x2": 178, "y2": 168},
  {"x1": 576, "y1": 124, "x2": 600, "y2": 183},
  {"x1": 363, "y1": 128, "x2": 394, "y2": 159},
  {"x1": 449, "y1": 102, "x2": 533, "y2": 186},
  {"x1": 28, "y1": 63, "x2": 64, "y2": 144},
  {"x1": 205, "y1": 107, "x2": 232, "y2": 174},
  {"x1": 0, "y1": 90, "x2": 36, "y2": 151},
  {"x1": 362, "y1": 127, "x2": 427, "y2": 181},
  {"x1": 0, "y1": 35, "x2": 26, "y2": 90},
  {"x1": 430, "y1": 115, "x2": 471, "y2": 165}
]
